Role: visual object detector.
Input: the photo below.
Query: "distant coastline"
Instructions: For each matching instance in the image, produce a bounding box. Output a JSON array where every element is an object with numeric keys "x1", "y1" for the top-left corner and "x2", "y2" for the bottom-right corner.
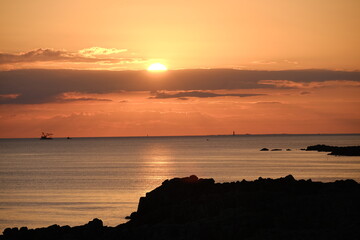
[{"x1": 1, "y1": 133, "x2": 360, "y2": 140}]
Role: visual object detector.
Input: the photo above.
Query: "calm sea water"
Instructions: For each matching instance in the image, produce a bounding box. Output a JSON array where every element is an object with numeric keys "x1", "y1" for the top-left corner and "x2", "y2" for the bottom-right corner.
[{"x1": 0, "y1": 134, "x2": 360, "y2": 231}]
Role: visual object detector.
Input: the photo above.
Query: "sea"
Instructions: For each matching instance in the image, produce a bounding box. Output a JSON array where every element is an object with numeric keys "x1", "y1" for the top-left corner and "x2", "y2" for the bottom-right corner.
[{"x1": 0, "y1": 134, "x2": 359, "y2": 232}]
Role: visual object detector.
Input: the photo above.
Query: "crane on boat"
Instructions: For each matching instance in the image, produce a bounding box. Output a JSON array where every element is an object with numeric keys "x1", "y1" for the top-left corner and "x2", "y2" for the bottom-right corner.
[{"x1": 40, "y1": 132, "x2": 53, "y2": 140}]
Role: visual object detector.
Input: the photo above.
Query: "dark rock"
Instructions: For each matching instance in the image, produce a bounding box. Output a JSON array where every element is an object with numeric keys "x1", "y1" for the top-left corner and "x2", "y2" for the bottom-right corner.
[
  {"x1": 284, "y1": 174, "x2": 296, "y2": 182},
  {"x1": 2, "y1": 175, "x2": 360, "y2": 240},
  {"x1": 306, "y1": 144, "x2": 360, "y2": 156},
  {"x1": 306, "y1": 144, "x2": 335, "y2": 152},
  {"x1": 271, "y1": 148, "x2": 282, "y2": 151},
  {"x1": 2, "y1": 228, "x2": 18, "y2": 237},
  {"x1": 86, "y1": 218, "x2": 103, "y2": 229},
  {"x1": 286, "y1": 148, "x2": 291, "y2": 151},
  {"x1": 83, "y1": 218, "x2": 103, "y2": 239},
  {"x1": 260, "y1": 148, "x2": 269, "y2": 151},
  {"x1": 330, "y1": 146, "x2": 360, "y2": 156}
]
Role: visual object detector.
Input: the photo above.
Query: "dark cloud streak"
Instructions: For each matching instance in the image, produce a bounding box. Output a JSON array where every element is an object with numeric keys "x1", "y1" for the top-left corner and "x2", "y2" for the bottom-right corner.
[
  {"x1": 59, "y1": 97, "x2": 112, "y2": 103},
  {"x1": 0, "y1": 92, "x2": 112, "y2": 104},
  {"x1": 0, "y1": 69, "x2": 359, "y2": 104},
  {"x1": 150, "y1": 91, "x2": 264, "y2": 100}
]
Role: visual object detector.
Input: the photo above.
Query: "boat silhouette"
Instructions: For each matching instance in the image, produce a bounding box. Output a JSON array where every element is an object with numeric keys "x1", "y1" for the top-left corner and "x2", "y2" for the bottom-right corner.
[{"x1": 40, "y1": 132, "x2": 53, "y2": 140}]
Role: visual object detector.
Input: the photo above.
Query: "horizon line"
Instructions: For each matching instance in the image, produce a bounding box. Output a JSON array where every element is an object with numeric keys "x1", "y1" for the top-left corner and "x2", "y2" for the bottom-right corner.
[
  {"x1": 1, "y1": 67, "x2": 360, "y2": 72},
  {"x1": 1, "y1": 133, "x2": 359, "y2": 140}
]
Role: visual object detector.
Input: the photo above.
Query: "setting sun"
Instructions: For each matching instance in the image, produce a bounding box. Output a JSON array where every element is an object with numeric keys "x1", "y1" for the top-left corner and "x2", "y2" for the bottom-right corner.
[{"x1": 147, "y1": 63, "x2": 167, "y2": 71}]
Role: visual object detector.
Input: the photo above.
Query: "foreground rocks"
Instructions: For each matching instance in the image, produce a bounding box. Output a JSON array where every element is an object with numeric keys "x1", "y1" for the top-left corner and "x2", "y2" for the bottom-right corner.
[
  {"x1": 306, "y1": 144, "x2": 360, "y2": 156},
  {"x1": 2, "y1": 175, "x2": 360, "y2": 240}
]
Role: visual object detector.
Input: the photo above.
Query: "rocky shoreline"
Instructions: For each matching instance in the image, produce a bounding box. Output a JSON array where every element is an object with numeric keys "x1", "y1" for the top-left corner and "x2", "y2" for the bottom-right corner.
[
  {"x1": 2, "y1": 175, "x2": 360, "y2": 240},
  {"x1": 305, "y1": 144, "x2": 360, "y2": 156},
  {"x1": 259, "y1": 145, "x2": 360, "y2": 156}
]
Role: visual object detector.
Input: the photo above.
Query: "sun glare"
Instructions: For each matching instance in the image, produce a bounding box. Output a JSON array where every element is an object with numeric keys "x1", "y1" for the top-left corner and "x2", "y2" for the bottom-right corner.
[{"x1": 147, "y1": 63, "x2": 167, "y2": 71}]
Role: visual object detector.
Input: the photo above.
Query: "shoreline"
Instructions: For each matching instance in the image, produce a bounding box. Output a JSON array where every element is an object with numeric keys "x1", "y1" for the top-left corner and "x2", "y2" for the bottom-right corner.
[{"x1": 2, "y1": 175, "x2": 360, "y2": 240}]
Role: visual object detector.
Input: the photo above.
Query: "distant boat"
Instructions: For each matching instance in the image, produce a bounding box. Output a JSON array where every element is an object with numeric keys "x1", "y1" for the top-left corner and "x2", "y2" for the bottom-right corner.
[{"x1": 40, "y1": 132, "x2": 53, "y2": 140}]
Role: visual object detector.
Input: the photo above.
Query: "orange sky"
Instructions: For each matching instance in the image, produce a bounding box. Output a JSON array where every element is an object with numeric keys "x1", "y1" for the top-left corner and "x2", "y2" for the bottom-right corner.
[{"x1": 0, "y1": 0, "x2": 359, "y2": 137}]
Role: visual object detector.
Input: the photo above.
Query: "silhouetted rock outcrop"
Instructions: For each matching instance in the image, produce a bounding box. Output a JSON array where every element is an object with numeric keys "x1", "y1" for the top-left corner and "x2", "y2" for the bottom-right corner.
[
  {"x1": 260, "y1": 148, "x2": 269, "y2": 151},
  {"x1": 306, "y1": 144, "x2": 360, "y2": 156},
  {"x1": 271, "y1": 148, "x2": 282, "y2": 151},
  {"x1": 2, "y1": 175, "x2": 360, "y2": 240}
]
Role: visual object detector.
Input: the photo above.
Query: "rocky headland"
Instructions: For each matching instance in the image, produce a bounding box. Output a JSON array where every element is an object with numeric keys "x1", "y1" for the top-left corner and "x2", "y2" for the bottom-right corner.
[
  {"x1": 305, "y1": 144, "x2": 360, "y2": 156},
  {"x1": 259, "y1": 145, "x2": 360, "y2": 156},
  {"x1": 1, "y1": 175, "x2": 360, "y2": 240}
]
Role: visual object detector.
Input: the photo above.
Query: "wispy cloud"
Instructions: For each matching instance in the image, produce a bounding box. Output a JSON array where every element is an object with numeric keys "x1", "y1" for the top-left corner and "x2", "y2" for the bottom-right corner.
[
  {"x1": 149, "y1": 91, "x2": 264, "y2": 100},
  {"x1": 255, "y1": 101, "x2": 282, "y2": 104},
  {"x1": 258, "y1": 80, "x2": 305, "y2": 88},
  {"x1": 0, "y1": 49, "x2": 76, "y2": 64},
  {"x1": 0, "y1": 94, "x2": 19, "y2": 100},
  {"x1": 59, "y1": 97, "x2": 112, "y2": 102},
  {"x1": 251, "y1": 59, "x2": 299, "y2": 65},
  {"x1": 58, "y1": 92, "x2": 113, "y2": 102},
  {"x1": 259, "y1": 79, "x2": 360, "y2": 88},
  {"x1": 78, "y1": 47, "x2": 127, "y2": 57},
  {"x1": 0, "y1": 91, "x2": 113, "y2": 104},
  {"x1": 0, "y1": 48, "x2": 144, "y2": 69}
]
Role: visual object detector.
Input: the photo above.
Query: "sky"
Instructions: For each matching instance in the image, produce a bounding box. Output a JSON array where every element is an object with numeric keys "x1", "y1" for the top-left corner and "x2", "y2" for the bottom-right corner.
[{"x1": 0, "y1": 0, "x2": 359, "y2": 137}]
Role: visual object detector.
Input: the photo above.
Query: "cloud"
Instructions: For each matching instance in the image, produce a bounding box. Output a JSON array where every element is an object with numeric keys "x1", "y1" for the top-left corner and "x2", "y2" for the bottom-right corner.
[
  {"x1": 57, "y1": 92, "x2": 113, "y2": 102},
  {"x1": 60, "y1": 97, "x2": 112, "y2": 102},
  {"x1": 0, "y1": 92, "x2": 113, "y2": 104},
  {"x1": 251, "y1": 59, "x2": 299, "y2": 65},
  {"x1": 0, "y1": 48, "x2": 141, "y2": 65},
  {"x1": 259, "y1": 79, "x2": 360, "y2": 88},
  {"x1": 0, "y1": 94, "x2": 19, "y2": 100},
  {"x1": 78, "y1": 47, "x2": 127, "y2": 57},
  {"x1": 0, "y1": 49, "x2": 74, "y2": 64},
  {"x1": 258, "y1": 80, "x2": 305, "y2": 88},
  {"x1": 255, "y1": 101, "x2": 282, "y2": 104},
  {"x1": 0, "y1": 69, "x2": 359, "y2": 104},
  {"x1": 149, "y1": 91, "x2": 264, "y2": 100}
]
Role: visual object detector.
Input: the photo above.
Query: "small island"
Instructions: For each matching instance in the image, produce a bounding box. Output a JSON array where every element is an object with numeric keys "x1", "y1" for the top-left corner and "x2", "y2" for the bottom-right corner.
[
  {"x1": 2, "y1": 175, "x2": 360, "y2": 240},
  {"x1": 305, "y1": 144, "x2": 360, "y2": 156}
]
